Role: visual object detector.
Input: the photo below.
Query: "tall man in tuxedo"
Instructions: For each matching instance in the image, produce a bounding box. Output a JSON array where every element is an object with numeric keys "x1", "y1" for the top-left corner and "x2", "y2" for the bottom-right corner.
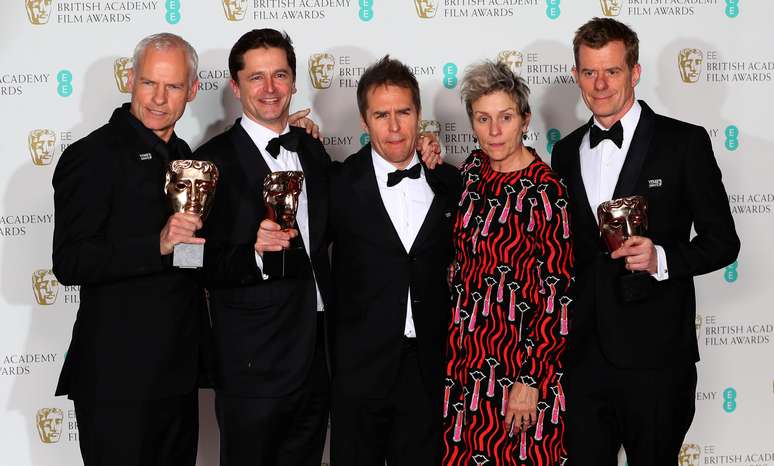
[
  {"x1": 328, "y1": 56, "x2": 460, "y2": 466},
  {"x1": 193, "y1": 29, "x2": 332, "y2": 466},
  {"x1": 53, "y1": 33, "x2": 208, "y2": 466},
  {"x1": 551, "y1": 18, "x2": 740, "y2": 466}
]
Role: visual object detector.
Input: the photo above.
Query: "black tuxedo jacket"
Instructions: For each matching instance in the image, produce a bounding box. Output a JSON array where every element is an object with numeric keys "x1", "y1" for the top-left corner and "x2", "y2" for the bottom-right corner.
[
  {"x1": 53, "y1": 105, "x2": 208, "y2": 401},
  {"x1": 193, "y1": 121, "x2": 332, "y2": 397},
  {"x1": 551, "y1": 100, "x2": 739, "y2": 369},
  {"x1": 328, "y1": 144, "x2": 461, "y2": 400}
]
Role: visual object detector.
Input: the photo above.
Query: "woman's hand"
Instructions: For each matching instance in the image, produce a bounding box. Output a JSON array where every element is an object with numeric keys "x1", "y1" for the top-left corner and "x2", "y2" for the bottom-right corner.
[{"x1": 504, "y1": 382, "x2": 538, "y2": 435}]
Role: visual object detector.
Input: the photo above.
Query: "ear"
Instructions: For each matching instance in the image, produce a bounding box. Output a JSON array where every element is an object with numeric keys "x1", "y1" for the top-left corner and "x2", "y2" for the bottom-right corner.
[
  {"x1": 187, "y1": 79, "x2": 200, "y2": 102},
  {"x1": 360, "y1": 117, "x2": 368, "y2": 134},
  {"x1": 631, "y1": 63, "x2": 642, "y2": 87},
  {"x1": 522, "y1": 112, "x2": 532, "y2": 132},
  {"x1": 571, "y1": 66, "x2": 579, "y2": 87},
  {"x1": 229, "y1": 79, "x2": 241, "y2": 100},
  {"x1": 127, "y1": 68, "x2": 135, "y2": 93}
]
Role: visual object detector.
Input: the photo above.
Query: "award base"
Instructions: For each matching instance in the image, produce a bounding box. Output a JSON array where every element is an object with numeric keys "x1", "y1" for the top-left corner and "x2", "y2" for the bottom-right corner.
[
  {"x1": 619, "y1": 271, "x2": 653, "y2": 302},
  {"x1": 173, "y1": 243, "x2": 204, "y2": 269}
]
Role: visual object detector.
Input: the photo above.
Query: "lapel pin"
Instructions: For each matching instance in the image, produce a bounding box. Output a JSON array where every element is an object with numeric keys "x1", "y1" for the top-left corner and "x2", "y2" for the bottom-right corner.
[
  {"x1": 138, "y1": 153, "x2": 152, "y2": 161},
  {"x1": 648, "y1": 179, "x2": 662, "y2": 188}
]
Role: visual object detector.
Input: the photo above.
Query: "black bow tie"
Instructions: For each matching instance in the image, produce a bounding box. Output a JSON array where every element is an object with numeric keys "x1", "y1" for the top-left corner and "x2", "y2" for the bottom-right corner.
[
  {"x1": 386, "y1": 163, "x2": 421, "y2": 187},
  {"x1": 589, "y1": 121, "x2": 624, "y2": 149},
  {"x1": 266, "y1": 131, "x2": 300, "y2": 158}
]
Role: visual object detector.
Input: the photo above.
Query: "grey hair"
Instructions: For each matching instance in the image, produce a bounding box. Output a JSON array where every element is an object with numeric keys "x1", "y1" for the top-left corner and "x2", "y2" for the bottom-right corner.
[
  {"x1": 460, "y1": 60, "x2": 531, "y2": 121},
  {"x1": 132, "y1": 32, "x2": 199, "y2": 85}
]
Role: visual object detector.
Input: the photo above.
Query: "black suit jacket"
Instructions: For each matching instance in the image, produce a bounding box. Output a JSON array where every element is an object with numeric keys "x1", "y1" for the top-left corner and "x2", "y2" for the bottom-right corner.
[
  {"x1": 328, "y1": 144, "x2": 461, "y2": 400},
  {"x1": 193, "y1": 121, "x2": 332, "y2": 397},
  {"x1": 551, "y1": 100, "x2": 739, "y2": 369},
  {"x1": 53, "y1": 105, "x2": 208, "y2": 401}
]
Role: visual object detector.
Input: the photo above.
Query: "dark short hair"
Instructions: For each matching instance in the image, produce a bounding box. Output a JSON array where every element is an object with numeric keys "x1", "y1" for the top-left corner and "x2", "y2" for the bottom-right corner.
[
  {"x1": 573, "y1": 17, "x2": 639, "y2": 70},
  {"x1": 228, "y1": 29, "x2": 296, "y2": 83},
  {"x1": 357, "y1": 55, "x2": 421, "y2": 119}
]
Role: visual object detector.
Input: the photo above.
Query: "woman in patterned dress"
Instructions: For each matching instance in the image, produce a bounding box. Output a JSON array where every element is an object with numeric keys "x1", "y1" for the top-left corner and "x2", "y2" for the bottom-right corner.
[{"x1": 442, "y1": 61, "x2": 574, "y2": 466}]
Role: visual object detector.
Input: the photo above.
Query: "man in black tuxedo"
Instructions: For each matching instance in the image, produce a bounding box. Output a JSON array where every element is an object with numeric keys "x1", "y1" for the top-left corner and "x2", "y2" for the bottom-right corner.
[
  {"x1": 551, "y1": 18, "x2": 740, "y2": 466},
  {"x1": 53, "y1": 33, "x2": 208, "y2": 466},
  {"x1": 328, "y1": 56, "x2": 460, "y2": 466},
  {"x1": 193, "y1": 29, "x2": 332, "y2": 466}
]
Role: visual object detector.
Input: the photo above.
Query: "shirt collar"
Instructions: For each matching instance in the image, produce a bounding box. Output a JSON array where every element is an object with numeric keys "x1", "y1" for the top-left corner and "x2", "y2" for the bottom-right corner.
[
  {"x1": 240, "y1": 113, "x2": 290, "y2": 154},
  {"x1": 591, "y1": 100, "x2": 641, "y2": 145},
  {"x1": 116, "y1": 102, "x2": 184, "y2": 161},
  {"x1": 371, "y1": 149, "x2": 421, "y2": 186}
]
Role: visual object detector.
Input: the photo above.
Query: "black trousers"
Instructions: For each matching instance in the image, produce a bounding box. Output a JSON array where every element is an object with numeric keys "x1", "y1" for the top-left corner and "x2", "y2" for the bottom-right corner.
[
  {"x1": 330, "y1": 338, "x2": 441, "y2": 466},
  {"x1": 216, "y1": 314, "x2": 330, "y2": 466},
  {"x1": 565, "y1": 338, "x2": 697, "y2": 466},
  {"x1": 73, "y1": 391, "x2": 198, "y2": 466}
]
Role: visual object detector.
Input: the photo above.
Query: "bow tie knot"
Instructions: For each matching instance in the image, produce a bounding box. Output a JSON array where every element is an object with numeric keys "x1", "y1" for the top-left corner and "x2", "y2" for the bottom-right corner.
[
  {"x1": 589, "y1": 121, "x2": 624, "y2": 149},
  {"x1": 266, "y1": 131, "x2": 300, "y2": 158},
  {"x1": 386, "y1": 163, "x2": 422, "y2": 187}
]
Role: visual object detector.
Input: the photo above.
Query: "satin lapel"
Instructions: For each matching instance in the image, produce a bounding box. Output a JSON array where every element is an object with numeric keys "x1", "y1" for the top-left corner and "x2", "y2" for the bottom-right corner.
[
  {"x1": 613, "y1": 101, "x2": 655, "y2": 199},
  {"x1": 295, "y1": 130, "x2": 326, "y2": 253},
  {"x1": 351, "y1": 145, "x2": 406, "y2": 255},
  {"x1": 229, "y1": 121, "x2": 271, "y2": 209},
  {"x1": 568, "y1": 120, "x2": 598, "y2": 225},
  {"x1": 409, "y1": 164, "x2": 446, "y2": 256}
]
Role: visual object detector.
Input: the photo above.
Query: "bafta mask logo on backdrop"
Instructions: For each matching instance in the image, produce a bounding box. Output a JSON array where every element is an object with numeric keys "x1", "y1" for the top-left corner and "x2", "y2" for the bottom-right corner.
[
  {"x1": 678, "y1": 443, "x2": 701, "y2": 466},
  {"x1": 308, "y1": 53, "x2": 335, "y2": 90},
  {"x1": 25, "y1": 0, "x2": 53, "y2": 25},
  {"x1": 419, "y1": 120, "x2": 441, "y2": 138},
  {"x1": 28, "y1": 129, "x2": 57, "y2": 166},
  {"x1": 32, "y1": 269, "x2": 59, "y2": 305},
  {"x1": 222, "y1": 0, "x2": 247, "y2": 21},
  {"x1": 36, "y1": 408, "x2": 64, "y2": 443},
  {"x1": 599, "y1": 0, "x2": 622, "y2": 16},
  {"x1": 497, "y1": 50, "x2": 524, "y2": 75},
  {"x1": 695, "y1": 314, "x2": 702, "y2": 338},
  {"x1": 114, "y1": 57, "x2": 133, "y2": 93},
  {"x1": 414, "y1": 0, "x2": 439, "y2": 18},
  {"x1": 678, "y1": 48, "x2": 704, "y2": 84}
]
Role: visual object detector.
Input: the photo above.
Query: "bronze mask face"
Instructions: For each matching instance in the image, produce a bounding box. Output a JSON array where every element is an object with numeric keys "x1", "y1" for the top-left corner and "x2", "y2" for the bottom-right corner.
[
  {"x1": 263, "y1": 171, "x2": 304, "y2": 230},
  {"x1": 597, "y1": 195, "x2": 648, "y2": 252},
  {"x1": 164, "y1": 160, "x2": 219, "y2": 220}
]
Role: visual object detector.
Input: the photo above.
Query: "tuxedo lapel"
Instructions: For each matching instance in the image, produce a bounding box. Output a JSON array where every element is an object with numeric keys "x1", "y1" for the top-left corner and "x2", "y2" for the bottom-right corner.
[
  {"x1": 295, "y1": 129, "x2": 326, "y2": 253},
  {"x1": 229, "y1": 120, "x2": 271, "y2": 209},
  {"x1": 613, "y1": 100, "x2": 656, "y2": 199},
  {"x1": 409, "y1": 165, "x2": 448, "y2": 256},
  {"x1": 568, "y1": 120, "x2": 598, "y2": 225}
]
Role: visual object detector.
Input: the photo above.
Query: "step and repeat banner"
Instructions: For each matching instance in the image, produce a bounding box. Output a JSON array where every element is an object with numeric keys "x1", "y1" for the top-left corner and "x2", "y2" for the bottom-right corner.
[{"x1": 1, "y1": 1, "x2": 772, "y2": 465}]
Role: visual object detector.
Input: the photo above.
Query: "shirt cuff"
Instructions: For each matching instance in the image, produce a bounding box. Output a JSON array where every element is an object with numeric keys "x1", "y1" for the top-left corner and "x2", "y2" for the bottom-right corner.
[
  {"x1": 254, "y1": 251, "x2": 270, "y2": 280},
  {"x1": 651, "y1": 245, "x2": 669, "y2": 281}
]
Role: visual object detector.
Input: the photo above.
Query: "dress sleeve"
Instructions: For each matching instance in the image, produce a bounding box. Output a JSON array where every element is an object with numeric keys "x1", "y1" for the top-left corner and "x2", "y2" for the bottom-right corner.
[{"x1": 515, "y1": 174, "x2": 574, "y2": 388}]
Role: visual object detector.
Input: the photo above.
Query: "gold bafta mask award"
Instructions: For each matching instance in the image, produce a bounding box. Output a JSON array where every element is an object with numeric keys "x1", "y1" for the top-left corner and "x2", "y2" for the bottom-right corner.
[
  {"x1": 222, "y1": 0, "x2": 247, "y2": 21},
  {"x1": 28, "y1": 129, "x2": 56, "y2": 166},
  {"x1": 308, "y1": 53, "x2": 335, "y2": 90},
  {"x1": 114, "y1": 57, "x2": 132, "y2": 93},
  {"x1": 599, "y1": 0, "x2": 622, "y2": 16},
  {"x1": 497, "y1": 50, "x2": 524, "y2": 75},
  {"x1": 32, "y1": 269, "x2": 59, "y2": 305},
  {"x1": 414, "y1": 0, "x2": 439, "y2": 18},
  {"x1": 25, "y1": 0, "x2": 53, "y2": 25},
  {"x1": 164, "y1": 160, "x2": 220, "y2": 268},
  {"x1": 597, "y1": 195, "x2": 652, "y2": 302},
  {"x1": 36, "y1": 408, "x2": 64, "y2": 443},
  {"x1": 678, "y1": 48, "x2": 704, "y2": 84},
  {"x1": 262, "y1": 171, "x2": 305, "y2": 277}
]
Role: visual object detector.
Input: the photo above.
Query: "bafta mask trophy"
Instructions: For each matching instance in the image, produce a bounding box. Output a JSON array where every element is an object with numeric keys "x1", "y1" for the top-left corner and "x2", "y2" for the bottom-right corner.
[
  {"x1": 597, "y1": 195, "x2": 652, "y2": 302},
  {"x1": 262, "y1": 171, "x2": 305, "y2": 277},
  {"x1": 164, "y1": 160, "x2": 220, "y2": 268}
]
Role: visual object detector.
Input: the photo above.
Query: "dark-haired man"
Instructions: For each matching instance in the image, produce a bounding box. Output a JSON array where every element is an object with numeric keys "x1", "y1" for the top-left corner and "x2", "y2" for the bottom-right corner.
[
  {"x1": 551, "y1": 17, "x2": 739, "y2": 465},
  {"x1": 328, "y1": 56, "x2": 460, "y2": 466},
  {"x1": 193, "y1": 29, "x2": 331, "y2": 466}
]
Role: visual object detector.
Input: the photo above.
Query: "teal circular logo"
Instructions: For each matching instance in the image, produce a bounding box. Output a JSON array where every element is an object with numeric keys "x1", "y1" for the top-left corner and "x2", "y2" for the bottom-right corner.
[
  {"x1": 724, "y1": 260, "x2": 738, "y2": 283},
  {"x1": 443, "y1": 63, "x2": 458, "y2": 89},
  {"x1": 165, "y1": 0, "x2": 181, "y2": 24},
  {"x1": 360, "y1": 132, "x2": 370, "y2": 146},
  {"x1": 546, "y1": 128, "x2": 561, "y2": 154},
  {"x1": 722, "y1": 387, "x2": 737, "y2": 412},
  {"x1": 546, "y1": 0, "x2": 560, "y2": 19},
  {"x1": 724, "y1": 125, "x2": 739, "y2": 151},
  {"x1": 725, "y1": 0, "x2": 739, "y2": 18},
  {"x1": 57, "y1": 70, "x2": 73, "y2": 97},
  {"x1": 359, "y1": 0, "x2": 373, "y2": 21}
]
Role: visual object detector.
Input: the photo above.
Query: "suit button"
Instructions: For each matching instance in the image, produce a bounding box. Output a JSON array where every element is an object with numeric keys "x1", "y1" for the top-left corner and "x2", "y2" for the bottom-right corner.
[
  {"x1": 247, "y1": 361, "x2": 252, "y2": 369},
  {"x1": 410, "y1": 256, "x2": 417, "y2": 262}
]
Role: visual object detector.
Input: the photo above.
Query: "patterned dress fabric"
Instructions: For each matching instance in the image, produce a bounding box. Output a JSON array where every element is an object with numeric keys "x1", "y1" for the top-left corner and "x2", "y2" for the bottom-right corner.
[{"x1": 442, "y1": 149, "x2": 574, "y2": 466}]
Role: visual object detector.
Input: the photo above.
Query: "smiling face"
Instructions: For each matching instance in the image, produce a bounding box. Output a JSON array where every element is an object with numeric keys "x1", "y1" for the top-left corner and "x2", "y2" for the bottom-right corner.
[
  {"x1": 127, "y1": 46, "x2": 198, "y2": 142},
  {"x1": 231, "y1": 47, "x2": 296, "y2": 133},
  {"x1": 361, "y1": 84, "x2": 420, "y2": 169},
  {"x1": 470, "y1": 90, "x2": 530, "y2": 172},
  {"x1": 573, "y1": 40, "x2": 640, "y2": 129}
]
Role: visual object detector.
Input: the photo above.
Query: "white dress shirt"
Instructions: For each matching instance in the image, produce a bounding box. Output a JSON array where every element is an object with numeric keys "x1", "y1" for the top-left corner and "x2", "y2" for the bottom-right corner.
[
  {"x1": 371, "y1": 150, "x2": 435, "y2": 338},
  {"x1": 241, "y1": 115, "x2": 325, "y2": 311},
  {"x1": 579, "y1": 101, "x2": 668, "y2": 280}
]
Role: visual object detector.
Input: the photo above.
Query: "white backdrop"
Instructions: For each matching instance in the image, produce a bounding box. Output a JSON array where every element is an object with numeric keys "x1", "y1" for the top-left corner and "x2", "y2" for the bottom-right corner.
[{"x1": 1, "y1": 1, "x2": 772, "y2": 465}]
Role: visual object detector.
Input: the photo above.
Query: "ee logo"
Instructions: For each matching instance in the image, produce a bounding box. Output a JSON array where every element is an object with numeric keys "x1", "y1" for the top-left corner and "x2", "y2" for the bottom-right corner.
[
  {"x1": 165, "y1": 0, "x2": 181, "y2": 24},
  {"x1": 546, "y1": 0, "x2": 560, "y2": 19},
  {"x1": 443, "y1": 63, "x2": 458, "y2": 89},
  {"x1": 360, "y1": 132, "x2": 370, "y2": 146},
  {"x1": 725, "y1": 0, "x2": 739, "y2": 18},
  {"x1": 724, "y1": 261, "x2": 738, "y2": 283},
  {"x1": 724, "y1": 125, "x2": 739, "y2": 151},
  {"x1": 722, "y1": 387, "x2": 737, "y2": 413},
  {"x1": 57, "y1": 70, "x2": 73, "y2": 97},
  {"x1": 359, "y1": 0, "x2": 373, "y2": 22},
  {"x1": 546, "y1": 128, "x2": 561, "y2": 154}
]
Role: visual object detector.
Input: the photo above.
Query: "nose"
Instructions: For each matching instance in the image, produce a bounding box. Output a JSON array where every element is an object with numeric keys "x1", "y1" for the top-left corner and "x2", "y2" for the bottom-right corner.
[
  {"x1": 265, "y1": 76, "x2": 275, "y2": 93},
  {"x1": 594, "y1": 74, "x2": 608, "y2": 91},
  {"x1": 488, "y1": 119, "x2": 502, "y2": 137},
  {"x1": 152, "y1": 84, "x2": 167, "y2": 105},
  {"x1": 388, "y1": 114, "x2": 400, "y2": 132}
]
